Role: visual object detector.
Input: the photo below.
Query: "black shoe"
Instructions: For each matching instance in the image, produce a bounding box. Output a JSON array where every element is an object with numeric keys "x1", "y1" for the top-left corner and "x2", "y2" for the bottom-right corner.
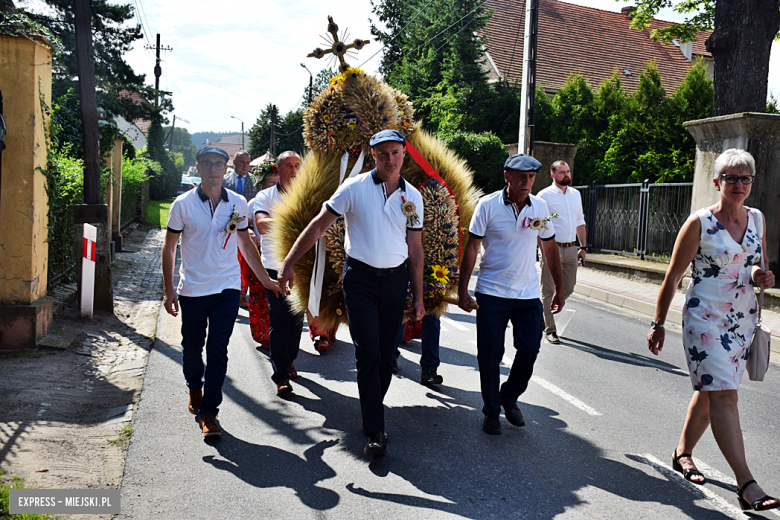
[
  {"x1": 545, "y1": 332, "x2": 560, "y2": 344},
  {"x1": 482, "y1": 414, "x2": 501, "y2": 435},
  {"x1": 501, "y1": 398, "x2": 525, "y2": 427},
  {"x1": 737, "y1": 480, "x2": 780, "y2": 511},
  {"x1": 672, "y1": 449, "x2": 705, "y2": 484},
  {"x1": 391, "y1": 357, "x2": 399, "y2": 374},
  {"x1": 420, "y1": 370, "x2": 444, "y2": 385},
  {"x1": 364, "y1": 432, "x2": 387, "y2": 457}
]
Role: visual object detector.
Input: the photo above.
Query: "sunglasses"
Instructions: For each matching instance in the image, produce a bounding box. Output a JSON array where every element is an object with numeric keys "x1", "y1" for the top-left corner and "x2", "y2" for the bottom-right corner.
[{"x1": 200, "y1": 161, "x2": 227, "y2": 170}]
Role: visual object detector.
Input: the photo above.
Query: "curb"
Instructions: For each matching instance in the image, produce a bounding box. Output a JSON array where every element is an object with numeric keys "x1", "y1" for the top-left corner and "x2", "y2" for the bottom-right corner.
[{"x1": 573, "y1": 282, "x2": 780, "y2": 360}]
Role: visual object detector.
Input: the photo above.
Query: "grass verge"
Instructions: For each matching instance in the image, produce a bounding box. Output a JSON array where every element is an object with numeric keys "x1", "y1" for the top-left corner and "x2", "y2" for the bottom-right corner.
[
  {"x1": 0, "y1": 470, "x2": 55, "y2": 519},
  {"x1": 107, "y1": 425, "x2": 134, "y2": 451},
  {"x1": 143, "y1": 197, "x2": 175, "y2": 229}
]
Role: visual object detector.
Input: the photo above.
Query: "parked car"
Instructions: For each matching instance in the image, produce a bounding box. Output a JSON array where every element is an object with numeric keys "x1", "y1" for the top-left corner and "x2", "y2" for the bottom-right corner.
[{"x1": 179, "y1": 175, "x2": 196, "y2": 195}]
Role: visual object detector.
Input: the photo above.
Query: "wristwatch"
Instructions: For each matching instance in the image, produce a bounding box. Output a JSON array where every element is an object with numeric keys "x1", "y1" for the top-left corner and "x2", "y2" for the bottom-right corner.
[
  {"x1": 578, "y1": 246, "x2": 587, "y2": 251},
  {"x1": 650, "y1": 321, "x2": 664, "y2": 329}
]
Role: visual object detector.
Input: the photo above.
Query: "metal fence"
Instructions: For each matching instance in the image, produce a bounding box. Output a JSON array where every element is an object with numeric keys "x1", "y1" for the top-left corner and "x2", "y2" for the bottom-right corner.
[{"x1": 572, "y1": 181, "x2": 693, "y2": 259}]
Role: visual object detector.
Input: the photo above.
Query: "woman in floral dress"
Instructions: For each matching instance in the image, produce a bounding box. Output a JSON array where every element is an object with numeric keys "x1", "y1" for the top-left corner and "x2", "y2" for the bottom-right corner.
[
  {"x1": 648, "y1": 149, "x2": 778, "y2": 511},
  {"x1": 247, "y1": 168, "x2": 280, "y2": 348}
]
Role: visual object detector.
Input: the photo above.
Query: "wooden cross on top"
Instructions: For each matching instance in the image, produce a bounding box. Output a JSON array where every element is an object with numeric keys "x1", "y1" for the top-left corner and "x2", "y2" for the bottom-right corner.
[{"x1": 307, "y1": 16, "x2": 370, "y2": 73}]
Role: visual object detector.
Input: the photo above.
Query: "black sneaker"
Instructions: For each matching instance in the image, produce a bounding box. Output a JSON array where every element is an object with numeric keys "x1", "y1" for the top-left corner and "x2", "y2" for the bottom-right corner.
[
  {"x1": 420, "y1": 371, "x2": 444, "y2": 385},
  {"x1": 364, "y1": 432, "x2": 387, "y2": 457},
  {"x1": 545, "y1": 332, "x2": 560, "y2": 344},
  {"x1": 482, "y1": 414, "x2": 501, "y2": 435},
  {"x1": 501, "y1": 398, "x2": 525, "y2": 427}
]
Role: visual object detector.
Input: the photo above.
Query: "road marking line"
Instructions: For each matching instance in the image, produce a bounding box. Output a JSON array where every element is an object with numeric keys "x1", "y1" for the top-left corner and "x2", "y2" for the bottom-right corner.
[
  {"x1": 638, "y1": 454, "x2": 748, "y2": 519},
  {"x1": 439, "y1": 324, "x2": 449, "y2": 333},
  {"x1": 556, "y1": 309, "x2": 576, "y2": 337},
  {"x1": 441, "y1": 316, "x2": 469, "y2": 331},
  {"x1": 692, "y1": 458, "x2": 780, "y2": 518},
  {"x1": 529, "y1": 376, "x2": 602, "y2": 416}
]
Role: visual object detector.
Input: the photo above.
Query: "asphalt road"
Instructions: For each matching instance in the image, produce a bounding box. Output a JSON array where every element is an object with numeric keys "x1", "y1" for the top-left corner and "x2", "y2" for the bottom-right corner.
[{"x1": 119, "y1": 276, "x2": 780, "y2": 519}]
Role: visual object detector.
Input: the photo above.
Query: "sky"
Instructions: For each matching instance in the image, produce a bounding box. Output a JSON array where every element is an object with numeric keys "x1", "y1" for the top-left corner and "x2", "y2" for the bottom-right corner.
[{"x1": 99, "y1": 0, "x2": 780, "y2": 135}]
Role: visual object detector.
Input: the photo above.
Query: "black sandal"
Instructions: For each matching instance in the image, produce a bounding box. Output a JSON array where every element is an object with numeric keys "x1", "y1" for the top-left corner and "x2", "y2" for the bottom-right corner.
[
  {"x1": 672, "y1": 450, "x2": 706, "y2": 485},
  {"x1": 737, "y1": 480, "x2": 780, "y2": 511}
]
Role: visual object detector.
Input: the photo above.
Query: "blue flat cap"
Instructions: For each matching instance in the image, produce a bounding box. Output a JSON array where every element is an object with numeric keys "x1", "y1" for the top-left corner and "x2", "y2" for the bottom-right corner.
[
  {"x1": 504, "y1": 153, "x2": 542, "y2": 172},
  {"x1": 196, "y1": 145, "x2": 230, "y2": 162},
  {"x1": 370, "y1": 129, "x2": 406, "y2": 148}
]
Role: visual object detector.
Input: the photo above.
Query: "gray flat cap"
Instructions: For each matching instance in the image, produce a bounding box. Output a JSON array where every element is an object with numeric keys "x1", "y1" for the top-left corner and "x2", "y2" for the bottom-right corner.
[
  {"x1": 196, "y1": 145, "x2": 230, "y2": 162},
  {"x1": 370, "y1": 129, "x2": 406, "y2": 148},
  {"x1": 504, "y1": 153, "x2": 542, "y2": 172}
]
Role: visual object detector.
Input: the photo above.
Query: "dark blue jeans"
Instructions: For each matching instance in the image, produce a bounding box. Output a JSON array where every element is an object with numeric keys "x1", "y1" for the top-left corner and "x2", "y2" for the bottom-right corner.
[
  {"x1": 265, "y1": 269, "x2": 304, "y2": 384},
  {"x1": 420, "y1": 314, "x2": 441, "y2": 372},
  {"x1": 342, "y1": 262, "x2": 408, "y2": 435},
  {"x1": 475, "y1": 292, "x2": 543, "y2": 416},
  {"x1": 179, "y1": 289, "x2": 240, "y2": 416}
]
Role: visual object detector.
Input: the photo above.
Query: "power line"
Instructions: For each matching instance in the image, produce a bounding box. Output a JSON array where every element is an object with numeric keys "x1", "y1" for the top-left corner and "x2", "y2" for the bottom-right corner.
[
  {"x1": 385, "y1": 0, "x2": 492, "y2": 69},
  {"x1": 135, "y1": 0, "x2": 154, "y2": 39},
  {"x1": 359, "y1": 0, "x2": 438, "y2": 68}
]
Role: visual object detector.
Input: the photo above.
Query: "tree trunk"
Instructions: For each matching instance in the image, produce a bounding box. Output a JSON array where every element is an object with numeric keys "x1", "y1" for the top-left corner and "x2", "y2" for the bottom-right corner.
[
  {"x1": 706, "y1": 0, "x2": 780, "y2": 116},
  {"x1": 73, "y1": 0, "x2": 101, "y2": 204}
]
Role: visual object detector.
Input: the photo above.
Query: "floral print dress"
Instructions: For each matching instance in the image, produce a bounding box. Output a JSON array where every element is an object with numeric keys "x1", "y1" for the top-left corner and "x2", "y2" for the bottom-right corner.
[{"x1": 682, "y1": 208, "x2": 762, "y2": 391}]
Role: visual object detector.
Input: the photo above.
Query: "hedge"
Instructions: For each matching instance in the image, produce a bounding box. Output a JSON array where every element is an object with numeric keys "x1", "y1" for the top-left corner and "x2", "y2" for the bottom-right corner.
[{"x1": 441, "y1": 131, "x2": 509, "y2": 194}]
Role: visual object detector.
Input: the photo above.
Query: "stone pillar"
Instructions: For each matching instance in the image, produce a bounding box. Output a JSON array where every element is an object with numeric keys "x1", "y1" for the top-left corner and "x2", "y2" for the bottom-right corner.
[
  {"x1": 684, "y1": 113, "x2": 780, "y2": 276},
  {"x1": 102, "y1": 138, "x2": 124, "y2": 252},
  {"x1": 0, "y1": 35, "x2": 54, "y2": 349},
  {"x1": 507, "y1": 142, "x2": 579, "y2": 194}
]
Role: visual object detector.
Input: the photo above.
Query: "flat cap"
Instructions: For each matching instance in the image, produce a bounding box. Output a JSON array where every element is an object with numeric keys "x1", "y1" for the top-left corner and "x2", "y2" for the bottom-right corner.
[
  {"x1": 370, "y1": 129, "x2": 406, "y2": 148},
  {"x1": 504, "y1": 153, "x2": 542, "y2": 172},
  {"x1": 196, "y1": 145, "x2": 230, "y2": 162}
]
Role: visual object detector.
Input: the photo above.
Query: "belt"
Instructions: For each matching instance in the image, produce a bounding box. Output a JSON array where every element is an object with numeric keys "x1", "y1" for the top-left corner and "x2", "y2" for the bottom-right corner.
[
  {"x1": 346, "y1": 256, "x2": 406, "y2": 277},
  {"x1": 557, "y1": 241, "x2": 577, "y2": 248}
]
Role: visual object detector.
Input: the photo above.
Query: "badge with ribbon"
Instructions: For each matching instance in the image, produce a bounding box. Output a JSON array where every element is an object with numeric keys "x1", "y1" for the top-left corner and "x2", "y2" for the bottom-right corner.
[
  {"x1": 401, "y1": 196, "x2": 420, "y2": 227},
  {"x1": 522, "y1": 213, "x2": 559, "y2": 232},
  {"x1": 220, "y1": 205, "x2": 246, "y2": 249}
]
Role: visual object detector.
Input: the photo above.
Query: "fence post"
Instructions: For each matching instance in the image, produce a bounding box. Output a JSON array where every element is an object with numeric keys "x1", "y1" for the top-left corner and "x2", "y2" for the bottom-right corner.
[
  {"x1": 637, "y1": 179, "x2": 650, "y2": 260},
  {"x1": 587, "y1": 181, "x2": 597, "y2": 252}
]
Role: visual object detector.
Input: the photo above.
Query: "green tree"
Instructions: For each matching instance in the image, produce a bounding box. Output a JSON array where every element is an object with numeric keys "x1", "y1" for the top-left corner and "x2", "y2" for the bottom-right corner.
[
  {"x1": 278, "y1": 109, "x2": 305, "y2": 154},
  {"x1": 302, "y1": 68, "x2": 336, "y2": 105},
  {"x1": 442, "y1": 131, "x2": 508, "y2": 194},
  {"x1": 162, "y1": 126, "x2": 198, "y2": 171},
  {"x1": 628, "y1": 0, "x2": 780, "y2": 115},
  {"x1": 248, "y1": 104, "x2": 280, "y2": 159},
  {"x1": 147, "y1": 118, "x2": 179, "y2": 199}
]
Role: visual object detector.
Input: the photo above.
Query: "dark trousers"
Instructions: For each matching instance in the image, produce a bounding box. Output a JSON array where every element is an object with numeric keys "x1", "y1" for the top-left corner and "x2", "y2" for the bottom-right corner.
[
  {"x1": 475, "y1": 292, "x2": 543, "y2": 416},
  {"x1": 342, "y1": 262, "x2": 409, "y2": 435},
  {"x1": 266, "y1": 269, "x2": 304, "y2": 384},
  {"x1": 179, "y1": 289, "x2": 240, "y2": 416}
]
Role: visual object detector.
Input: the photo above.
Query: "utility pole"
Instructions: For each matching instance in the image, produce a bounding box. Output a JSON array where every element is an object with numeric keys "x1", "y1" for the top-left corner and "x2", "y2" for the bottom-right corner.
[
  {"x1": 301, "y1": 63, "x2": 313, "y2": 105},
  {"x1": 74, "y1": 0, "x2": 100, "y2": 204},
  {"x1": 270, "y1": 105, "x2": 277, "y2": 157},
  {"x1": 518, "y1": 0, "x2": 539, "y2": 155},
  {"x1": 145, "y1": 34, "x2": 172, "y2": 108}
]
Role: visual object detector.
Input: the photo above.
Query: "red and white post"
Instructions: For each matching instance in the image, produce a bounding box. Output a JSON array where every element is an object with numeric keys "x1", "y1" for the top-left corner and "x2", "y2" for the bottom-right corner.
[{"x1": 80, "y1": 223, "x2": 97, "y2": 318}]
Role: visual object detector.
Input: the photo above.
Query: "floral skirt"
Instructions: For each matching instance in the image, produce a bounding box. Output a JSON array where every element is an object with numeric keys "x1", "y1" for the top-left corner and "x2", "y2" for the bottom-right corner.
[
  {"x1": 309, "y1": 318, "x2": 337, "y2": 344},
  {"x1": 247, "y1": 267, "x2": 270, "y2": 346}
]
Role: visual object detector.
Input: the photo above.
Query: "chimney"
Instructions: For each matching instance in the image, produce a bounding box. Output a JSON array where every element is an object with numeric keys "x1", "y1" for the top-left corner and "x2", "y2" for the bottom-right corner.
[{"x1": 621, "y1": 6, "x2": 635, "y2": 16}]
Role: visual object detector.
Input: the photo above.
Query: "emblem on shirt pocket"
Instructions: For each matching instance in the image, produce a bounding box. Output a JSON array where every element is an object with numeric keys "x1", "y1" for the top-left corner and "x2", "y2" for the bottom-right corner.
[{"x1": 401, "y1": 198, "x2": 420, "y2": 227}]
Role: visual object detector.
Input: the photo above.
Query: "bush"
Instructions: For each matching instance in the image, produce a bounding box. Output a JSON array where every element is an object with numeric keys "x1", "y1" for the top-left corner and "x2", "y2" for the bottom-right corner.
[
  {"x1": 442, "y1": 131, "x2": 508, "y2": 194},
  {"x1": 121, "y1": 151, "x2": 160, "y2": 228},
  {"x1": 147, "y1": 118, "x2": 180, "y2": 199}
]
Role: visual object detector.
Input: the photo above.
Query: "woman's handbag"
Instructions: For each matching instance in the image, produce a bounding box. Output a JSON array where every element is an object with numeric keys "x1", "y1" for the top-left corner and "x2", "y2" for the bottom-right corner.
[{"x1": 747, "y1": 209, "x2": 772, "y2": 381}]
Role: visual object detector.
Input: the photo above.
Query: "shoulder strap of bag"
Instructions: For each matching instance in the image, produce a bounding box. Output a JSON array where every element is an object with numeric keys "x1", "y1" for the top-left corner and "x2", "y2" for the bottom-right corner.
[{"x1": 751, "y1": 209, "x2": 765, "y2": 321}]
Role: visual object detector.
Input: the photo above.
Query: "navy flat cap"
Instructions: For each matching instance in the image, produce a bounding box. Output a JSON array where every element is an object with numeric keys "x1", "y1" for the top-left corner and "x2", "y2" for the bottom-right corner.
[
  {"x1": 504, "y1": 153, "x2": 542, "y2": 172},
  {"x1": 370, "y1": 129, "x2": 406, "y2": 147},
  {"x1": 196, "y1": 145, "x2": 230, "y2": 162}
]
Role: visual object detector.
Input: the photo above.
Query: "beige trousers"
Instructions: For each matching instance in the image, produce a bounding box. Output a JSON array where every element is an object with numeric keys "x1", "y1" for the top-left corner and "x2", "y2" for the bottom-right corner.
[{"x1": 540, "y1": 244, "x2": 578, "y2": 333}]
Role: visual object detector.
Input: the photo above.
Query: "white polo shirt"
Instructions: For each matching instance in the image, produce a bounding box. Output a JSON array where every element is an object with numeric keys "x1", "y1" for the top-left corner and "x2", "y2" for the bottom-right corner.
[
  {"x1": 167, "y1": 186, "x2": 250, "y2": 297},
  {"x1": 253, "y1": 184, "x2": 285, "y2": 271},
  {"x1": 537, "y1": 184, "x2": 585, "y2": 243},
  {"x1": 325, "y1": 170, "x2": 423, "y2": 269},
  {"x1": 469, "y1": 187, "x2": 555, "y2": 300}
]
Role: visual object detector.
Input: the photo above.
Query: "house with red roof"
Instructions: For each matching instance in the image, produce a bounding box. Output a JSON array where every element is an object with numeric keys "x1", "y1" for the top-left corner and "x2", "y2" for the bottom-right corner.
[{"x1": 480, "y1": 0, "x2": 713, "y2": 94}]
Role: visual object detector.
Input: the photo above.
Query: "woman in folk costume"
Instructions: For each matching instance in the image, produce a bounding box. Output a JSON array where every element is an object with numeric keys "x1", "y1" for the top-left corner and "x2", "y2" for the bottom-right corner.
[{"x1": 269, "y1": 17, "x2": 481, "y2": 359}]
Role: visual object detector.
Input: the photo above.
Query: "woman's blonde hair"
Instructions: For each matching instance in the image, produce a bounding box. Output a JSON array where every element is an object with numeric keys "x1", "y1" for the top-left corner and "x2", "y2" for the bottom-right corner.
[{"x1": 713, "y1": 149, "x2": 755, "y2": 179}]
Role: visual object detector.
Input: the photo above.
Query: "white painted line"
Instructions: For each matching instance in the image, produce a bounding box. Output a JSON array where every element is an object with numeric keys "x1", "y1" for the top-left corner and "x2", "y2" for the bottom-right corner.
[
  {"x1": 469, "y1": 340, "x2": 477, "y2": 345},
  {"x1": 639, "y1": 454, "x2": 748, "y2": 519},
  {"x1": 556, "y1": 309, "x2": 576, "y2": 337},
  {"x1": 439, "y1": 324, "x2": 449, "y2": 333},
  {"x1": 530, "y1": 376, "x2": 602, "y2": 416},
  {"x1": 441, "y1": 316, "x2": 469, "y2": 332},
  {"x1": 693, "y1": 458, "x2": 780, "y2": 518}
]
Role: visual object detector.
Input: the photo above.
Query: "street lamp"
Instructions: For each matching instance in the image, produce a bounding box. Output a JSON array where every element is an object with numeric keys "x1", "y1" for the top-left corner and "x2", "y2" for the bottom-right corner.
[
  {"x1": 300, "y1": 63, "x2": 313, "y2": 106},
  {"x1": 230, "y1": 115, "x2": 244, "y2": 150}
]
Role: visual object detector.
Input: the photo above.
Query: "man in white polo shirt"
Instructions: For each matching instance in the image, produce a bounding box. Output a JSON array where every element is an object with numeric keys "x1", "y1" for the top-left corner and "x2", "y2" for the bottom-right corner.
[
  {"x1": 253, "y1": 151, "x2": 304, "y2": 396},
  {"x1": 458, "y1": 153, "x2": 564, "y2": 435},
  {"x1": 278, "y1": 129, "x2": 425, "y2": 458},
  {"x1": 162, "y1": 145, "x2": 280, "y2": 439},
  {"x1": 537, "y1": 160, "x2": 586, "y2": 344}
]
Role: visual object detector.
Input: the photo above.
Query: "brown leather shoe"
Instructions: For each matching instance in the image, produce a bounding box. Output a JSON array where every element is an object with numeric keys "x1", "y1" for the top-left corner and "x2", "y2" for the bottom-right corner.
[
  {"x1": 287, "y1": 363, "x2": 298, "y2": 379},
  {"x1": 188, "y1": 388, "x2": 202, "y2": 415},
  {"x1": 199, "y1": 413, "x2": 221, "y2": 438},
  {"x1": 277, "y1": 379, "x2": 293, "y2": 396}
]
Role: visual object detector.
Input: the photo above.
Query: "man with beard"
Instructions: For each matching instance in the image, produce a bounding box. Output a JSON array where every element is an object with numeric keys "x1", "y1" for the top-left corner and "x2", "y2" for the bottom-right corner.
[{"x1": 537, "y1": 160, "x2": 586, "y2": 344}]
